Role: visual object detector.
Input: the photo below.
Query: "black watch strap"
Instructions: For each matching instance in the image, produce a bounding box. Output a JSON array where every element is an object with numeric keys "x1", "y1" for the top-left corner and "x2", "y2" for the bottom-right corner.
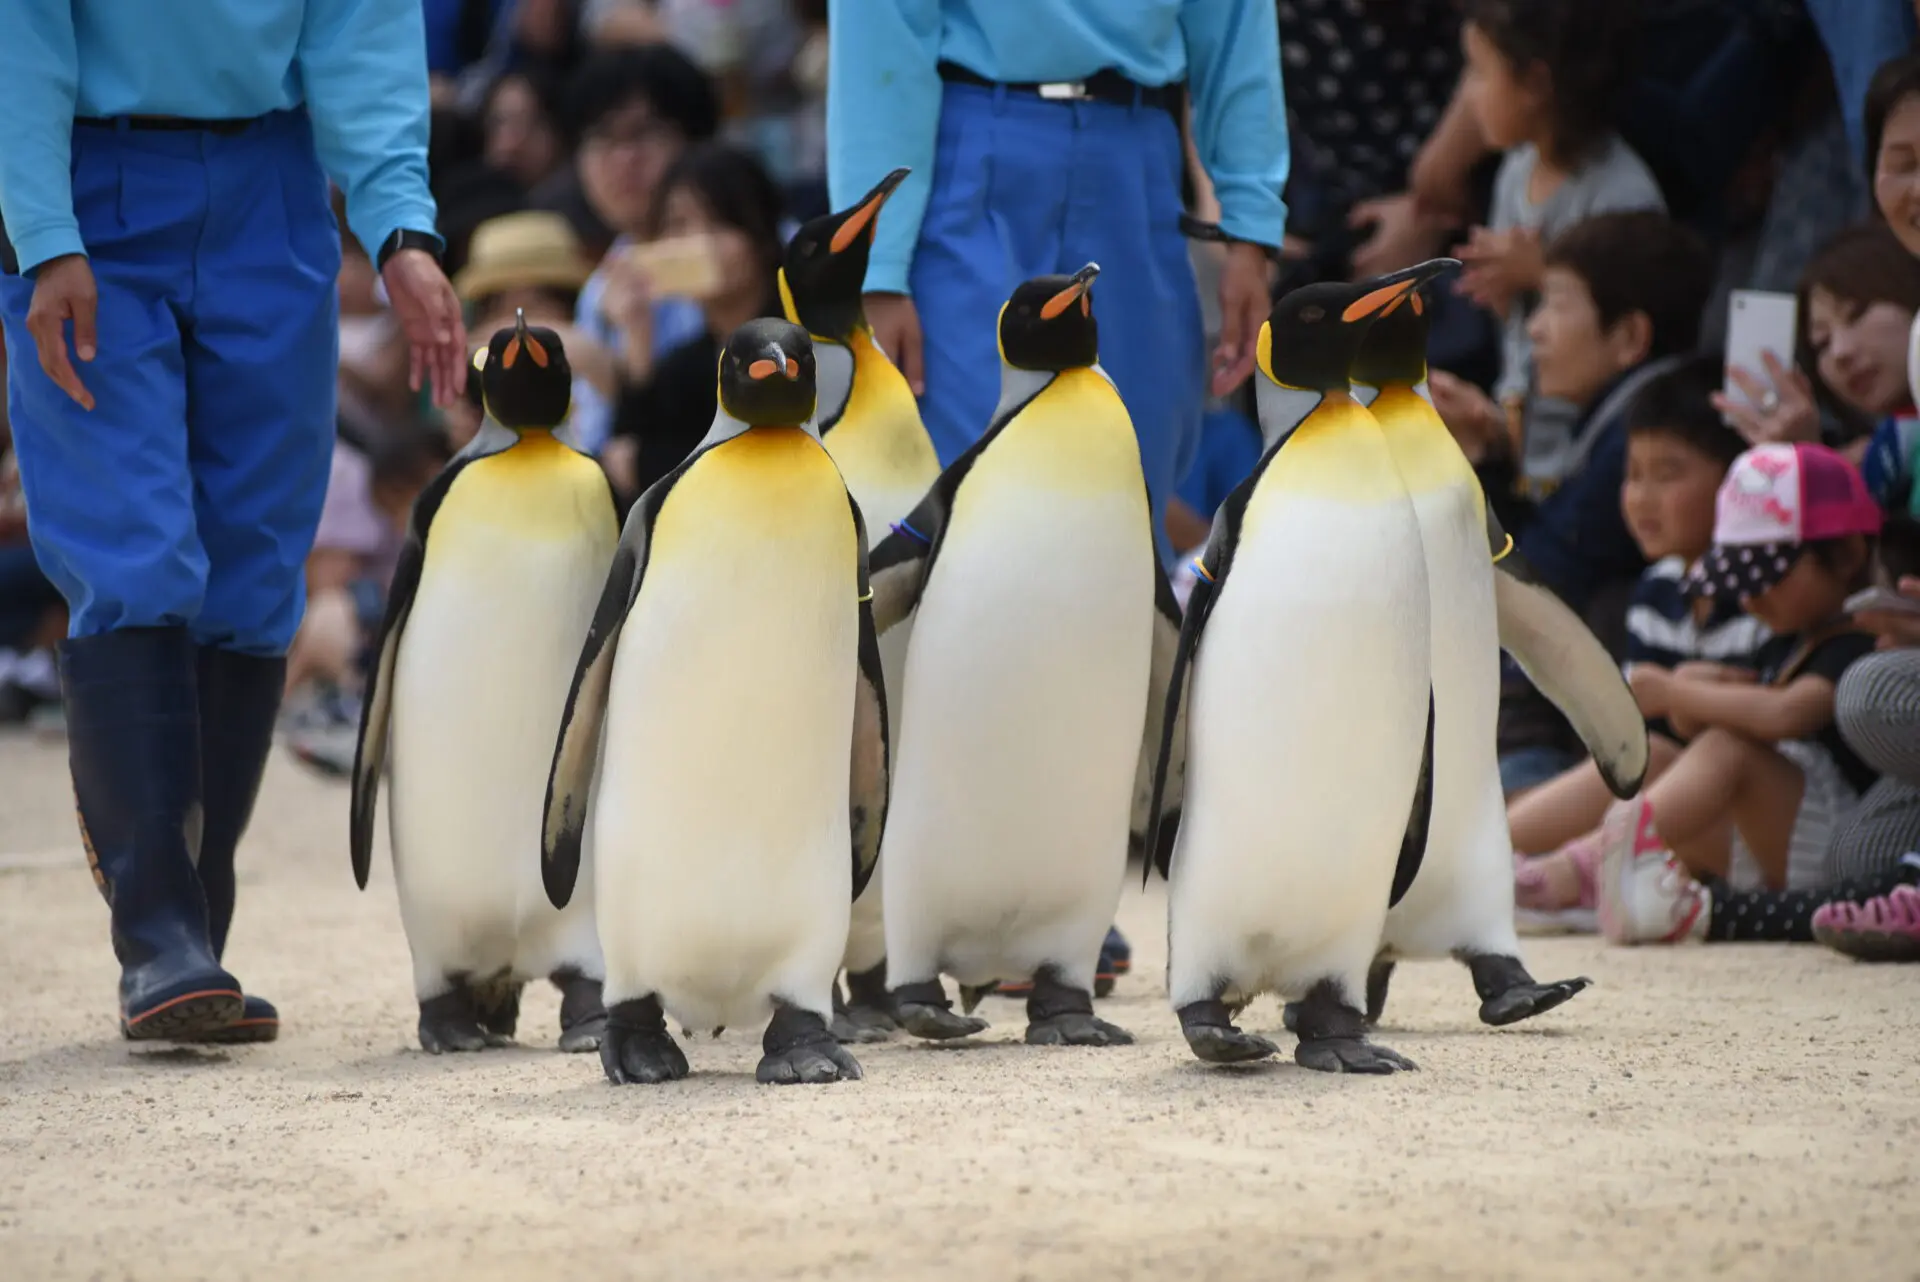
[
  {"x1": 377, "y1": 228, "x2": 443, "y2": 271},
  {"x1": 1179, "y1": 214, "x2": 1282, "y2": 263}
]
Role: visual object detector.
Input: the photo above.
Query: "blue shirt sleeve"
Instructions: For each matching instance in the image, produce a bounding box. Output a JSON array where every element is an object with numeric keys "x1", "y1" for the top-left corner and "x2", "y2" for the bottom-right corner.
[
  {"x1": 1179, "y1": 0, "x2": 1289, "y2": 248},
  {"x1": 826, "y1": 0, "x2": 943, "y2": 295},
  {"x1": 298, "y1": 0, "x2": 441, "y2": 260},
  {"x1": 0, "y1": 1, "x2": 81, "y2": 273}
]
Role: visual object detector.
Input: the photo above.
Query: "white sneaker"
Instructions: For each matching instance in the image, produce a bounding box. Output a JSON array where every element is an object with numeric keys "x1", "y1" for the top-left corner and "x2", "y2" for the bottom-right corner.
[{"x1": 1597, "y1": 799, "x2": 1709, "y2": 945}]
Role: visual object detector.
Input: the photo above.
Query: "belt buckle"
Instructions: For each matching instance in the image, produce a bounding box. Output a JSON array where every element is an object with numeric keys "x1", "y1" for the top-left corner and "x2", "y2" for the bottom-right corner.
[{"x1": 1037, "y1": 80, "x2": 1090, "y2": 101}]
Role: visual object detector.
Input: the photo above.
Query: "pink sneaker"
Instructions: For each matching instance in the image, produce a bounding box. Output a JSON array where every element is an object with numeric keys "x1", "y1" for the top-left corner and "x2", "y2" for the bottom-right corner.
[
  {"x1": 1596, "y1": 798, "x2": 1708, "y2": 945},
  {"x1": 1811, "y1": 884, "x2": 1920, "y2": 961},
  {"x1": 1514, "y1": 833, "x2": 1604, "y2": 910}
]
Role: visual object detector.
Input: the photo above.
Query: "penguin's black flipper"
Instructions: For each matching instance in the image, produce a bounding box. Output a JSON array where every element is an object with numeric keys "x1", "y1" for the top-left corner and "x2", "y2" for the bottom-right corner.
[
  {"x1": 1484, "y1": 509, "x2": 1650, "y2": 799},
  {"x1": 1389, "y1": 689, "x2": 1436, "y2": 908},
  {"x1": 541, "y1": 467, "x2": 677, "y2": 909},
  {"x1": 847, "y1": 493, "x2": 890, "y2": 902},
  {"x1": 1130, "y1": 555, "x2": 1186, "y2": 872},
  {"x1": 349, "y1": 450, "x2": 487, "y2": 891}
]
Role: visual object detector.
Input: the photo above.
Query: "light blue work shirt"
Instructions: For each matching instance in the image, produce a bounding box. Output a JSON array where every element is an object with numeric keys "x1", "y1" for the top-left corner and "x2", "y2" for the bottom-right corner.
[
  {"x1": 826, "y1": 0, "x2": 1290, "y2": 294},
  {"x1": 0, "y1": 0, "x2": 439, "y2": 273}
]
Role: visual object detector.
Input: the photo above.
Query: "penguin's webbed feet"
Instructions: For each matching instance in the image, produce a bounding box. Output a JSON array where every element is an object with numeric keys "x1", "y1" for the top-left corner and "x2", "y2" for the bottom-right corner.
[
  {"x1": 758, "y1": 1002, "x2": 862, "y2": 1085},
  {"x1": 1460, "y1": 951, "x2": 1591, "y2": 1027},
  {"x1": 1177, "y1": 998, "x2": 1279, "y2": 1064},
  {"x1": 1025, "y1": 968, "x2": 1133, "y2": 1047},
  {"x1": 553, "y1": 970, "x2": 609, "y2": 1052},
  {"x1": 891, "y1": 978, "x2": 989, "y2": 1041},
  {"x1": 1290, "y1": 978, "x2": 1416, "y2": 1075},
  {"x1": 417, "y1": 988, "x2": 495, "y2": 1054},
  {"x1": 830, "y1": 961, "x2": 898, "y2": 1045},
  {"x1": 601, "y1": 996, "x2": 690, "y2": 1085}
]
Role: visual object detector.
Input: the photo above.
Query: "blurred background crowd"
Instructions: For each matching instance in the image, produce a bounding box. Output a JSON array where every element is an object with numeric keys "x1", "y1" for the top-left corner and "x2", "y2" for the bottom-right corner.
[{"x1": 4, "y1": 0, "x2": 1920, "y2": 952}]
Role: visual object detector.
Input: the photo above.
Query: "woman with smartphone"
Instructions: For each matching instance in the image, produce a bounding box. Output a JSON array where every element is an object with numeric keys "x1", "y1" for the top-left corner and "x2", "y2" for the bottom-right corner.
[{"x1": 598, "y1": 143, "x2": 789, "y2": 503}]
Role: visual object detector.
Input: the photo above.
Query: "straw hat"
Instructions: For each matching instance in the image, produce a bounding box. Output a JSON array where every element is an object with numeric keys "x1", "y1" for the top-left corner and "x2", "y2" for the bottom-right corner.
[{"x1": 453, "y1": 210, "x2": 595, "y2": 300}]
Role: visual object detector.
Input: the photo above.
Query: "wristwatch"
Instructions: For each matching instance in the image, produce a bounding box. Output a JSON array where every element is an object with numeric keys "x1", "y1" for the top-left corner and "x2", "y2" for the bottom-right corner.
[
  {"x1": 376, "y1": 228, "x2": 444, "y2": 272},
  {"x1": 1179, "y1": 214, "x2": 1282, "y2": 264}
]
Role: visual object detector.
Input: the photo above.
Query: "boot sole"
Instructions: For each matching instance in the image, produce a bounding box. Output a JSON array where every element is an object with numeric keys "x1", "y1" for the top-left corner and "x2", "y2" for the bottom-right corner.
[
  {"x1": 180, "y1": 1015, "x2": 279, "y2": 1045},
  {"x1": 122, "y1": 989, "x2": 246, "y2": 1041}
]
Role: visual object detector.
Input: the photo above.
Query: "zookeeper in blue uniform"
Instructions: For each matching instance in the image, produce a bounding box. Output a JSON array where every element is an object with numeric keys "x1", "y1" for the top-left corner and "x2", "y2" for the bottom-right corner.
[
  {"x1": 0, "y1": 0, "x2": 467, "y2": 1045},
  {"x1": 825, "y1": 0, "x2": 1291, "y2": 569}
]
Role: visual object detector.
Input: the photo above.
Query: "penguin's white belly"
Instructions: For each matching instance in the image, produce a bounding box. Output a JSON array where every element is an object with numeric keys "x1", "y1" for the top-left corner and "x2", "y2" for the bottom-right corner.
[
  {"x1": 1382, "y1": 481, "x2": 1513, "y2": 955},
  {"x1": 592, "y1": 489, "x2": 856, "y2": 1032},
  {"x1": 1167, "y1": 494, "x2": 1431, "y2": 1006},
  {"x1": 883, "y1": 492, "x2": 1153, "y2": 986},
  {"x1": 387, "y1": 529, "x2": 610, "y2": 993}
]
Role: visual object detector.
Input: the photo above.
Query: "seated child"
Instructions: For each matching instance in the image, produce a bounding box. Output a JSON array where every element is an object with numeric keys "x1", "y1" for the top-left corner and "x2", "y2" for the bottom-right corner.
[
  {"x1": 1493, "y1": 209, "x2": 1715, "y2": 794},
  {"x1": 1595, "y1": 442, "x2": 1886, "y2": 943},
  {"x1": 1511, "y1": 355, "x2": 1790, "y2": 919}
]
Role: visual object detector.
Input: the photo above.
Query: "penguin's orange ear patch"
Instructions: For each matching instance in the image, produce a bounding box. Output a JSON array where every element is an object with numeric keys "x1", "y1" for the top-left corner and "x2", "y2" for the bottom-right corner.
[
  {"x1": 785, "y1": 355, "x2": 800, "y2": 378},
  {"x1": 1080, "y1": 294, "x2": 1091, "y2": 317},
  {"x1": 748, "y1": 358, "x2": 779, "y2": 380},
  {"x1": 501, "y1": 338, "x2": 521, "y2": 369},
  {"x1": 525, "y1": 335, "x2": 550, "y2": 368},
  {"x1": 1411, "y1": 291, "x2": 1425, "y2": 316},
  {"x1": 1381, "y1": 294, "x2": 1406, "y2": 316}
]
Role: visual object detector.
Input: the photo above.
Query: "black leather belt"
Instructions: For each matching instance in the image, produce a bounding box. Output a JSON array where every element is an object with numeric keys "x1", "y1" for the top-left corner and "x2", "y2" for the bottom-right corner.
[
  {"x1": 936, "y1": 60, "x2": 1182, "y2": 114},
  {"x1": 75, "y1": 115, "x2": 258, "y2": 136}
]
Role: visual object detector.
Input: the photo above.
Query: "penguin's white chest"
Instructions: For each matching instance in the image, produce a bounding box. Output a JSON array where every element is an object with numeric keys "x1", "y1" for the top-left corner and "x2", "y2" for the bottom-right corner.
[
  {"x1": 592, "y1": 429, "x2": 859, "y2": 1029},
  {"x1": 882, "y1": 375, "x2": 1154, "y2": 983},
  {"x1": 1166, "y1": 401, "x2": 1433, "y2": 1003},
  {"x1": 387, "y1": 448, "x2": 616, "y2": 985}
]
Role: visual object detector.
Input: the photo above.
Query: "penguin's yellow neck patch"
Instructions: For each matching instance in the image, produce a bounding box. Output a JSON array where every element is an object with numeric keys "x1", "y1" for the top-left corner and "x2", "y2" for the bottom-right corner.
[{"x1": 777, "y1": 269, "x2": 800, "y2": 327}]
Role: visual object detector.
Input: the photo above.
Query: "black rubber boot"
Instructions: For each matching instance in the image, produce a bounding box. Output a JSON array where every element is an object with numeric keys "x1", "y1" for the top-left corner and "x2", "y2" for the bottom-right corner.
[
  {"x1": 63, "y1": 628, "x2": 243, "y2": 1040},
  {"x1": 171, "y1": 647, "x2": 286, "y2": 1044}
]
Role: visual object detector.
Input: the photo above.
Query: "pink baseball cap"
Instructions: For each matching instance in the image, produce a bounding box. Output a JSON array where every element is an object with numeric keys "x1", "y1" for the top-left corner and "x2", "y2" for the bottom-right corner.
[{"x1": 1684, "y1": 442, "x2": 1882, "y2": 602}]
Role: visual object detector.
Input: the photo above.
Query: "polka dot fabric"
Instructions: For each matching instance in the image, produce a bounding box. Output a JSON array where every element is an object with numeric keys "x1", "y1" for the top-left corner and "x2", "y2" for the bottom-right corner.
[{"x1": 1684, "y1": 540, "x2": 1803, "y2": 602}]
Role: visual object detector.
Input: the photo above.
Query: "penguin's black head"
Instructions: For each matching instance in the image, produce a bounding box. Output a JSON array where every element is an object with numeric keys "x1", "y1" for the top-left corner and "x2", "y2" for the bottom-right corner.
[
  {"x1": 1348, "y1": 258, "x2": 1459, "y2": 389},
  {"x1": 779, "y1": 167, "x2": 910, "y2": 341},
  {"x1": 1259, "y1": 258, "x2": 1458, "y2": 393},
  {"x1": 480, "y1": 309, "x2": 573, "y2": 430},
  {"x1": 998, "y1": 263, "x2": 1101, "y2": 372},
  {"x1": 717, "y1": 317, "x2": 817, "y2": 427}
]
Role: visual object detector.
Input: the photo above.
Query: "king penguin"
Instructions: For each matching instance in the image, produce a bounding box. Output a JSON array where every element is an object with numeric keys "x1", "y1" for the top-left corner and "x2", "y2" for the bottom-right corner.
[
  {"x1": 541, "y1": 317, "x2": 890, "y2": 1087},
  {"x1": 1143, "y1": 265, "x2": 1452, "y2": 1074},
  {"x1": 862, "y1": 264, "x2": 1184, "y2": 1049},
  {"x1": 1329, "y1": 275, "x2": 1646, "y2": 1028},
  {"x1": 350, "y1": 311, "x2": 620, "y2": 1055},
  {"x1": 779, "y1": 166, "x2": 942, "y2": 1044}
]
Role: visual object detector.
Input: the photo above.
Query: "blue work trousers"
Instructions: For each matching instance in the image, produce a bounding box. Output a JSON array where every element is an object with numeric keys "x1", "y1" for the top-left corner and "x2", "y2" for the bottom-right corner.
[
  {"x1": 910, "y1": 82, "x2": 1207, "y2": 567},
  {"x1": 0, "y1": 109, "x2": 341, "y2": 657}
]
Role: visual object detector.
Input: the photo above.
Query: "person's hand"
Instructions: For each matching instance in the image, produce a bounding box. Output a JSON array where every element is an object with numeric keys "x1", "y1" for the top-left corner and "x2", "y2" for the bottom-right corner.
[
  {"x1": 1708, "y1": 350, "x2": 1819, "y2": 447},
  {"x1": 1454, "y1": 225, "x2": 1542, "y2": 319},
  {"x1": 1854, "y1": 575, "x2": 1920, "y2": 649},
  {"x1": 1672, "y1": 661, "x2": 1759, "y2": 685},
  {"x1": 601, "y1": 435, "x2": 640, "y2": 499},
  {"x1": 25, "y1": 254, "x2": 98, "y2": 411},
  {"x1": 380, "y1": 248, "x2": 468, "y2": 409},
  {"x1": 1348, "y1": 193, "x2": 1448, "y2": 281},
  {"x1": 863, "y1": 292, "x2": 924, "y2": 395},
  {"x1": 1427, "y1": 369, "x2": 1504, "y2": 461},
  {"x1": 1627, "y1": 663, "x2": 1673, "y2": 717},
  {"x1": 1213, "y1": 241, "x2": 1272, "y2": 397}
]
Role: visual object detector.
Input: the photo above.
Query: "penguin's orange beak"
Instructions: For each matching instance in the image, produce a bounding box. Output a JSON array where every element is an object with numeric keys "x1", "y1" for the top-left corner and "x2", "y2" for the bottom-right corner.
[
  {"x1": 1040, "y1": 262, "x2": 1101, "y2": 320},
  {"x1": 1341, "y1": 257, "x2": 1460, "y2": 323},
  {"x1": 829, "y1": 167, "x2": 911, "y2": 254}
]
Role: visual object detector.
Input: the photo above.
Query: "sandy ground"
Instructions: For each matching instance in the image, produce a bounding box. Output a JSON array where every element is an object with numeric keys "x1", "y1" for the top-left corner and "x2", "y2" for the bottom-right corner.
[{"x1": 3, "y1": 730, "x2": 1918, "y2": 1282}]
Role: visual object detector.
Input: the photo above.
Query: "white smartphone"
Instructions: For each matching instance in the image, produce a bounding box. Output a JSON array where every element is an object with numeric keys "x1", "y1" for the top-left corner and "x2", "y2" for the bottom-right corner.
[
  {"x1": 1845, "y1": 586, "x2": 1920, "y2": 616},
  {"x1": 1722, "y1": 289, "x2": 1799, "y2": 415}
]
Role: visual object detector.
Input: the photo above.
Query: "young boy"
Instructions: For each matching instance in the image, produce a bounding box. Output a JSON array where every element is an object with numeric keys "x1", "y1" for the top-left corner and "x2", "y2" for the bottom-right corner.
[
  {"x1": 1511, "y1": 355, "x2": 1789, "y2": 920},
  {"x1": 1496, "y1": 209, "x2": 1715, "y2": 796}
]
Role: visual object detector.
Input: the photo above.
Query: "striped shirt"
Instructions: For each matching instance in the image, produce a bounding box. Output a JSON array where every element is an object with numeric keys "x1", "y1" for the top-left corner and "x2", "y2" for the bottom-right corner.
[{"x1": 1623, "y1": 555, "x2": 1783, "y2": 675}]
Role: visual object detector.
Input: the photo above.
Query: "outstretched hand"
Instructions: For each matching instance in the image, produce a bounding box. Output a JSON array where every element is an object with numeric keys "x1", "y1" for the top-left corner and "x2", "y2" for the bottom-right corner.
[{"x1": 381, "y1": 248, "x2": 468, "y2": 409}]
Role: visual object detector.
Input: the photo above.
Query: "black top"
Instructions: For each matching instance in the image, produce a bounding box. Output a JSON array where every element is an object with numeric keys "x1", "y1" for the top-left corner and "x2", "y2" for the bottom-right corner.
[
  {"x1": 611, "y1": 327, "x2": 723, "y2": 497},
  {"x1": 1763, "y1": 627, "x2": 1880, "y2": 794}
]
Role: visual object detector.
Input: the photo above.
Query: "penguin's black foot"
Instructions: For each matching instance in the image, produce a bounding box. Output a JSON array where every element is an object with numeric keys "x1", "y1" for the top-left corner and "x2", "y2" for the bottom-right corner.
[
  {"x1": 891, "y1": 979, "x2": 988, "y2": 1041},
  {"x1": 831, "y1": 961, "x2": 897, "y2": 1044},
  {"x1": 1478, "y1": 977, "x2": 1591, "y2": 1026},
  {"x1": 1290, "y1": 977, "x2": 1416, "y2": 1074},
  {"x1": 553, "y1": 970, "x2": 608, "y2": 1053},
  {"x1": 1025, "y1": 967, "x2": 1133, "y2": 1046},
  {"x1": 1294, "y1": 1036, "x2": 1418, "y2": 1074},
  {"x1": 600, "y1": 996, "x2": 689, "y2": 1085},
  {"x1": 1281, "y1": 1002, "x2": 1299, "y2": 1033},
  {"x1": 758, "y1": 1003, "x2": 863, "y2": 1085},
  {"x1": 1177, "y1": 999, "x2": 1279, "y2": 1064},
  {"x1": 470, "y1": 976, "x2": 522, "y2": 1048},
  {"x1": 418, "y1": 989, "x2": 492, "y2": 1055},
  {"x1": 1365, "y1": 957, "x2": 1396, "y2": 1027}
]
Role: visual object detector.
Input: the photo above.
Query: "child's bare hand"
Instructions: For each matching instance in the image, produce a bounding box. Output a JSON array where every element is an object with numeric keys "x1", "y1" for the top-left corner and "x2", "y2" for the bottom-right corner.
[
  {"x1": 1673, "y1": 661, "x2": 1758, "y2": 685},
  {"x1": 1454, "y1": 225, "x2": 1541, "y2": 317},
  {"x1": 1427, "y1": 369, "x2": 1504, "y2": 460},
  {"x1": 1627, "y1": 663, "x2": 1673, "y2": 716}
]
